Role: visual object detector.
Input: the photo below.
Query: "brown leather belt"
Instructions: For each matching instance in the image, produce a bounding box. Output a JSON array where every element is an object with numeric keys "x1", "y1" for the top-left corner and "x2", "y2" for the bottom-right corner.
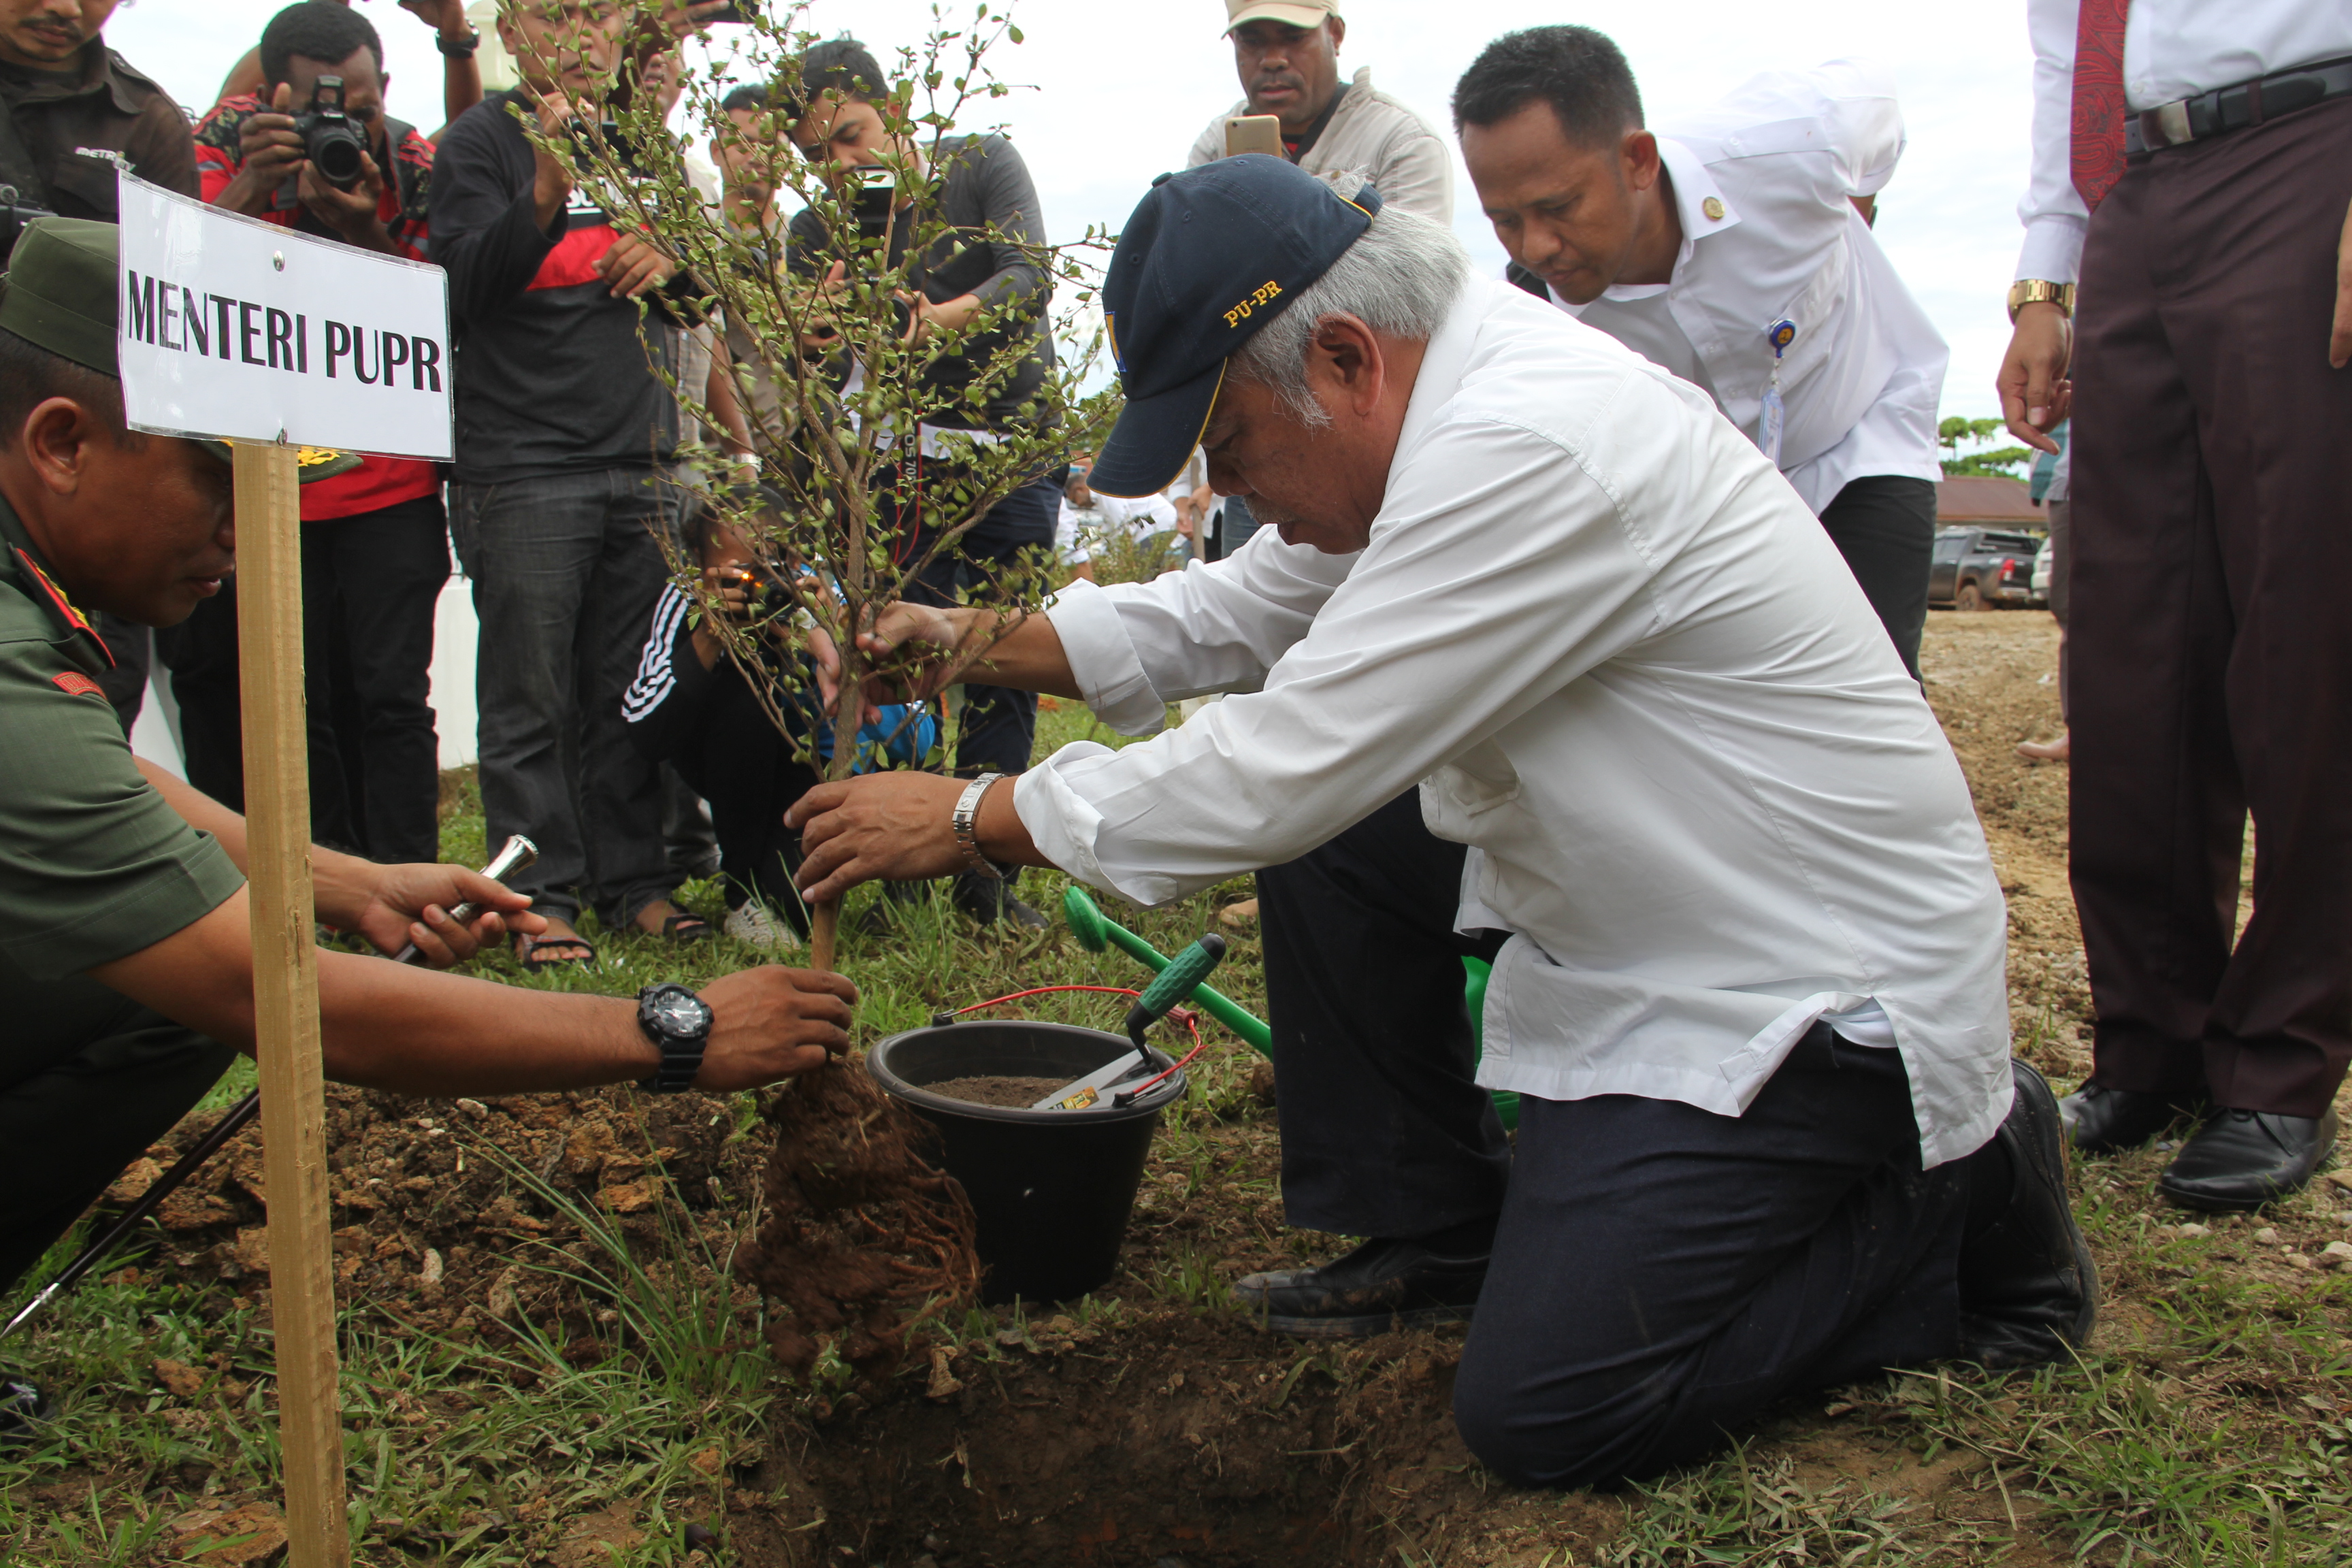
[{"x1": 2125, "y1": 54, "x2": 2352, "y2": 156}]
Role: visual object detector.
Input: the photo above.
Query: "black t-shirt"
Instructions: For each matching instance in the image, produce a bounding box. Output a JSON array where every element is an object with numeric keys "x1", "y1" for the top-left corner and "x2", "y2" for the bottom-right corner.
[
  {"x1": 785, "y1": 134, "x2": 1054, "y2": 432},
  {"x1": 427, "y1": 90, "x2": 680, "y2": 485}
]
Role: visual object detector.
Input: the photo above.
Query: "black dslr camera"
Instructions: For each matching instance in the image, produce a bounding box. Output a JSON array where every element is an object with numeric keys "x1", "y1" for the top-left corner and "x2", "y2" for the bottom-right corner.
[
  {"x1": 292, "y1": 75, "x2": 368, "y2": 190},
  {"x1": 0, "y1": 184, "x2": 57, "y2": 264},
  {"x1": 850, "y1": 165, "x2": 898, "y2": 242}
]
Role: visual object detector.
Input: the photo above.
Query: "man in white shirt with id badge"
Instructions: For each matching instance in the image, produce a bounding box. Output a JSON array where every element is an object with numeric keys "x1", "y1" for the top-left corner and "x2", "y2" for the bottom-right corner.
[
  {"x1": 1454, "y1": 29, "x2": 1947, "y2": 680},
  {"x1": 781, "y1": 156, "x2": 2093, "y2": 1487}
]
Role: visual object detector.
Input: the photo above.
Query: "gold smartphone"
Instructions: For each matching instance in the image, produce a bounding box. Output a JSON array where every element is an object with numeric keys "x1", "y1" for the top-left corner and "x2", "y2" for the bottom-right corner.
[{"x1": 1224, "y1": 114, "x2": 1283, "y2": 158}]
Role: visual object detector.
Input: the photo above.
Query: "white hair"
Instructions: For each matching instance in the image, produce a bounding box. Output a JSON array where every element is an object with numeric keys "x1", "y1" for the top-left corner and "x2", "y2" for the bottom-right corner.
[{"x1": 1228, "y1": 199, "x2": 1471, "y2": 427}]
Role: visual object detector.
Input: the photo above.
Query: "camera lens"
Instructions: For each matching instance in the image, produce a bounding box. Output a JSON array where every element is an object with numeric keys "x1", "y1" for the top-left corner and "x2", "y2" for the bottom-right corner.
[{"x1": 308, "y1": 121, "x2": 367, "y2": 189}]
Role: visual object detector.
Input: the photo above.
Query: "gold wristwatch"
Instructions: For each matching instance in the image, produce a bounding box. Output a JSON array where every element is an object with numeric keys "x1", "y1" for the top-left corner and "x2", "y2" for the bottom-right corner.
[{"x1": 2007, "y1": 280, "x2": 2076, "y2": 323}]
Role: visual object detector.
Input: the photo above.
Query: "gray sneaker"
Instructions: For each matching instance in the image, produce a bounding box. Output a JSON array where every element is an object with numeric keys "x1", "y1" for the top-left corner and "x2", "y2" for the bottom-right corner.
[{"x1": 723, "y1": 901, "x2": 802, "y2": 951}]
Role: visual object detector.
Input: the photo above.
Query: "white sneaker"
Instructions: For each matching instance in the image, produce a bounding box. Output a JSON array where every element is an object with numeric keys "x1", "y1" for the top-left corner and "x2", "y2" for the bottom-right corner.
[{"x1": 724, "y1": 901, "x2": 802, "y2": 951}]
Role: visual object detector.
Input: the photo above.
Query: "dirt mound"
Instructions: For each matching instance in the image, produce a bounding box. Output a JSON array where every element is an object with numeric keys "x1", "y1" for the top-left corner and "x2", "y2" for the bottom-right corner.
[{"x1": 118, "y1": 1081, "x2": 768, "y2": 1342}]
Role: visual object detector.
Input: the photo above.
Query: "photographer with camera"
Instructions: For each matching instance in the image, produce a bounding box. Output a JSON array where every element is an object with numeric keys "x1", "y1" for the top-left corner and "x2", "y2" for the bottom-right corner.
[
  {"x1": 427, "y1": 0, "x2": 728, "y2": 969},
  {"x1": 0, "y1": 0, "x2": 200, "y2": 732},
  {"x1": 214, "y1": 0, "x2": 485, "y2": 142},
  {"x1": 149, "y1": 3, "x2": 451, "y2": 870},
  {"x1": 201, "y1": 3, "x2": 431, "y2": 256},
  {"x1": 781, "y1": 37, "x2": 1063, "y2": 930}
]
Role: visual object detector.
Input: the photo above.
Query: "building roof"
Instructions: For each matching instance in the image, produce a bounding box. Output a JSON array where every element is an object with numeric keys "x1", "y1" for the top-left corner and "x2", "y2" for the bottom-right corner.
[{"x1": 1937, "y1": 475, "x2": 2042, "y2": 524}]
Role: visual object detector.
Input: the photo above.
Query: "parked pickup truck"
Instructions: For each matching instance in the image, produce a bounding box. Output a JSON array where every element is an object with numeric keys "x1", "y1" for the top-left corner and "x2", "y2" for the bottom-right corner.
[{"x1": 1929, "y1": 527, "x2": 2044, "y2": 610}]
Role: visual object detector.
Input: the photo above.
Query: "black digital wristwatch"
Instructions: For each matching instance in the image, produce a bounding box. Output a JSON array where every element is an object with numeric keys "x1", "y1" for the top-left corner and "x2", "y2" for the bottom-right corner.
[{"x1": 636, "y1": 983, "x2": 714, "y2": 1093}]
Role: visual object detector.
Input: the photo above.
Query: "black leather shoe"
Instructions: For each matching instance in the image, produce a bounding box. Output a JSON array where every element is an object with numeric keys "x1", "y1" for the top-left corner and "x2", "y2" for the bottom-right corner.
[
  {"x1": 2057, "y1": 1081, "x2": 2202, "y2": 1154},
  {"x1": 0, "y1": 1376, "x2": 49, "y2": 1448},
  {"x1": 1957, "y1": 1062, "x2": 2099, "y2": 1369},
  {"x1": 2157, "y1": 1107, "x2": 2339, "y2": 1213},
  {"x1": 1232, "y1": 1235, "x2": 1489, "y2": 1338},
  {"x1": 951, "y1": 872, "x2": 1047, "y2": 930}
]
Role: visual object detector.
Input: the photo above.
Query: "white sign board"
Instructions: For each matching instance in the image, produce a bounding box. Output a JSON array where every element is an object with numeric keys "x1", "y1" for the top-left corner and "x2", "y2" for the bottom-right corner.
[{"x1": 115, "y1": 172, "x2": 453, "y2": 461}]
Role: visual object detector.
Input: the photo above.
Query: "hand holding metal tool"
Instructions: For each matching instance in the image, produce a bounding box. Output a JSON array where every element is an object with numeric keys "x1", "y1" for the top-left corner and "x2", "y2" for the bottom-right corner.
[
  {"x1": 1034, "y1": 934, "x2": 1227, "y2": 1112},
  {"x1": 390, "y1": 834, "x2": 538, "y2": 965}
]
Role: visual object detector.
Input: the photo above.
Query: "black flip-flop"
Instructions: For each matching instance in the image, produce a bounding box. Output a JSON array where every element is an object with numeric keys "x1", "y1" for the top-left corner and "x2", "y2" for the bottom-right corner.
[
  {"x1": 659, "y1": 912, "x2": 713, "y2": 944},
  {"x1": 515, "y1": 932, "x2": 598, "y2": 973}
]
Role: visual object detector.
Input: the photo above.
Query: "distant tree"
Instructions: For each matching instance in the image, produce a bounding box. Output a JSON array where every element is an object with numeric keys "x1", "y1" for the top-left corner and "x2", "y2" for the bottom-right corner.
[{"x1": 1939, "y1": 415, "x2": 2032, "y2": 479}]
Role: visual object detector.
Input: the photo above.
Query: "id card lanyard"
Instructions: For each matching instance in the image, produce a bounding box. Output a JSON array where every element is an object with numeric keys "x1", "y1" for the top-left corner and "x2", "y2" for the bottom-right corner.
[{"x1": 1759, "y1": 318, "x2": 1797, "y2": 466}]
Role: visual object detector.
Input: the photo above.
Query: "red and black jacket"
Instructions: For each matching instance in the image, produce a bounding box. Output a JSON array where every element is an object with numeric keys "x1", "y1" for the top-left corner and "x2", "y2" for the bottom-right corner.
[{"x1": 425, "y1": 90, "x2": 682, "y2": 487}]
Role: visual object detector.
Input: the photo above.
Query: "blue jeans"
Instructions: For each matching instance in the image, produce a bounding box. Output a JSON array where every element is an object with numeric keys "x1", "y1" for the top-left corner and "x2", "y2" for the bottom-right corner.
[
  {"x1": 906, "y1": 474, "x2": 1060, "y2": 777},
  {"x1": 452, "y1": 468, "x2": 689, "y2": 928},
  {"x1": 1208, "y1": 494, "x2": 1262, "y2": 561}
]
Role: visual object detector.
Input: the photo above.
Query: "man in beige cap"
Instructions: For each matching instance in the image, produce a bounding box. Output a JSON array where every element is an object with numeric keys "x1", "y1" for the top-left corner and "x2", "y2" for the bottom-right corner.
[
  {"x1": 1187, "y1": 0, "x2": 1452, "y2": 223},
  {"x1": 1179, "y1": 1, "x2": 1455, "y2": 630}
]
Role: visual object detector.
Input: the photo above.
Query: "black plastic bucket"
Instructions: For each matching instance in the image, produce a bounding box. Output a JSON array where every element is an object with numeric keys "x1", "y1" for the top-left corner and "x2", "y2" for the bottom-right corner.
[{"x1": 867, "y1": 1020, "x2": 1186, "y2": 1305}]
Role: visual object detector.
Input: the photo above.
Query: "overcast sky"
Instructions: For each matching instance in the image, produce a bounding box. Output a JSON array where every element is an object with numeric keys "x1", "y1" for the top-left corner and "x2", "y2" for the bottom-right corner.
[{"x1": 109, "y1": 0, "x2": 2035, "y2": 422}]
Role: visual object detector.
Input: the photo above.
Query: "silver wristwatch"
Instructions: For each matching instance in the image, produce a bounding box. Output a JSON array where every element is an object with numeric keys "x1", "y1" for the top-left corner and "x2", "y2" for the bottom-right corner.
[{"x1": 951, "y1": 772, "x2": 1006, "y2": 880}]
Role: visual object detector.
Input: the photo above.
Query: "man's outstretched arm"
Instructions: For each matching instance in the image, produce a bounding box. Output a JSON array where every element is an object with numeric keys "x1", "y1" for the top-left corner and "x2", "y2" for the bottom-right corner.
[{"x1": 88, "y1": 888, "x2": 856, "y2": 1097}]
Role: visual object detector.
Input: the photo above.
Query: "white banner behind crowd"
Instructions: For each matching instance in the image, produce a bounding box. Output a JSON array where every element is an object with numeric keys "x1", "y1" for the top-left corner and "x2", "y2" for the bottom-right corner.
[{"x1": 114, "y1": 172, "x2": 453, "y2": 460}]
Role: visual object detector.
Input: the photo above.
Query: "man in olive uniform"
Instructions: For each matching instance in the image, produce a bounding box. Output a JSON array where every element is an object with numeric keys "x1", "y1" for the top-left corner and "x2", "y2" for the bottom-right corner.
[
  {"x1": 0, "y1": 0, "x2": 202, "y2": 729},
  {"x1": 0, "y1": 223, "x2": 860, "y2": 1324}
]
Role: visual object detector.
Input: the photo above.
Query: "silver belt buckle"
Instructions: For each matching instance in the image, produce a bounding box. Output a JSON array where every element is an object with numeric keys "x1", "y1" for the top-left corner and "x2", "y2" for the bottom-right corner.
[{"x1": 2153, "y1": 99, "x2": 2195, "y2": 148}]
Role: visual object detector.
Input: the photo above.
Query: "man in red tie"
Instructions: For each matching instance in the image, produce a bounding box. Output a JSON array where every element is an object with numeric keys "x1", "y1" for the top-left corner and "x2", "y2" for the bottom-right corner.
[{"x1": 1995, "y1": 4, "x2": 2352, "y2": 1209}]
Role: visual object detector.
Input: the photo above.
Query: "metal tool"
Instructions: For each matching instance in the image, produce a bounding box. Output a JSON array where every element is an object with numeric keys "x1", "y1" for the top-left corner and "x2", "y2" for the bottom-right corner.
[
  {"x1": 1060, "y1": 887, "x2": 1520, "y2": 1131},
  {"x1": 1034, "y1": 934, "x2": 1226, "y2": 1111},
  {"x1": 389, "y1": 834, "x2": 537, "y2": 964},
  {"x1": 1, "y1": 1091, "x2": 259, "y2": 1341}
]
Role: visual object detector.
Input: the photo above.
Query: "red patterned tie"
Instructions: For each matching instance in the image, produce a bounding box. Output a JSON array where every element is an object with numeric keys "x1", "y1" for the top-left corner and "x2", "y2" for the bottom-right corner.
[{"x1": 2071, "y1": 0, "x2": 2132, "y2": 210}]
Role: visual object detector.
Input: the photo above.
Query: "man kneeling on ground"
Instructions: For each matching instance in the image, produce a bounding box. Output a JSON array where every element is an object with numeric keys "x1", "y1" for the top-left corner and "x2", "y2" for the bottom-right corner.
[
  {"x1": 0, "y1": 218, "x2": 856, "y2": 1303},
  {"x1": 782, "y1": 157, "x2": 2094, "y2": 1486}
]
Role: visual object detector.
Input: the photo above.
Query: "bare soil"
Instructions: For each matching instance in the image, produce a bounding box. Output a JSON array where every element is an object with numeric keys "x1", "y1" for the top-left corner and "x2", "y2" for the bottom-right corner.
[{"x1": 921, "y1": 1076, "x2": 1071, "y2": 1109}]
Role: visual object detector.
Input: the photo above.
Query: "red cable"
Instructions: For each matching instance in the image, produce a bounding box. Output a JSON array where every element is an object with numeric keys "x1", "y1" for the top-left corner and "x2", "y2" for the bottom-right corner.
[{"x1": 951, "y1": 984, "x2": 1146, "y2": 1013}]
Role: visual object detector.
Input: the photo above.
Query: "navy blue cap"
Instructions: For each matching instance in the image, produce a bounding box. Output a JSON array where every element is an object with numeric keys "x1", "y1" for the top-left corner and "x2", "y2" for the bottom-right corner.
[{"x1": 1090, "y1": 154, "x2": 1381, "y2": 498}]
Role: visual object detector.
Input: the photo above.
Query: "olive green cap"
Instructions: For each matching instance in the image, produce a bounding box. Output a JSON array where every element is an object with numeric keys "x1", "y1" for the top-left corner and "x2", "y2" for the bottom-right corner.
[{"x1": 0, "y1": 216, "x2": 360, "y2": 481}]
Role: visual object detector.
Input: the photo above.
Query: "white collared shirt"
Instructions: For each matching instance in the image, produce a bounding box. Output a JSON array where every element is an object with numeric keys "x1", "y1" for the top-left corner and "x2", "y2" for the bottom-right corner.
[
  {"x1": 2015, "y1": 1, "x2": 2352, "y2": 283},
  {"x1": 1531, "y1": 62, "x2": 1947, "y2": 517},
  {"x1": 1013, "y1": 277, "x2": 2012, "y2": 1169}
]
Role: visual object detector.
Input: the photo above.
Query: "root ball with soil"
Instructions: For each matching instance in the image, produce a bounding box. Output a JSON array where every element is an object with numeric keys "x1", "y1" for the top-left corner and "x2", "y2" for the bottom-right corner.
[{"x1": 738, "y1": 1057, "x2": 980, "y2": 1378}]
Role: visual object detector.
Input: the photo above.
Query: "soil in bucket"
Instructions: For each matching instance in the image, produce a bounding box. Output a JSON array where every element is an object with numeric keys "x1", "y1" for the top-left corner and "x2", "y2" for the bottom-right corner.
[
  {"x1": 926, "y1": 1074, "x2": 1068, "y2": 1107},
  {"x1": 868, "y1": 1019, "x2": 1186, "y2": 1305},
  {"x1": 736, "y1": 1058, "x2": 982, "y2": 1379}
]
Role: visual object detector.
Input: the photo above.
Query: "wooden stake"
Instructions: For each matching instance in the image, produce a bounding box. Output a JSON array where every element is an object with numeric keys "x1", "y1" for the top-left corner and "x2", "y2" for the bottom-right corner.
[{"x1": 232, "y1": 442, "x2": 350, "y2": 1568}]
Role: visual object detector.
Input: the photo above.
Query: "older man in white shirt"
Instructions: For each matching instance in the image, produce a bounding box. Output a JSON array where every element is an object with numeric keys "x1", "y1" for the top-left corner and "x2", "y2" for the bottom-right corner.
[
  {"x1": 785, "y1": 157, "x2": 2090, "y2": 1486},
  {"x1": 1994, "y1": 6, "x2": 2352, "y2": 1211},
  {"x1": 1454, "y1": 31, "x2": 1947, "y2": 680}
]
